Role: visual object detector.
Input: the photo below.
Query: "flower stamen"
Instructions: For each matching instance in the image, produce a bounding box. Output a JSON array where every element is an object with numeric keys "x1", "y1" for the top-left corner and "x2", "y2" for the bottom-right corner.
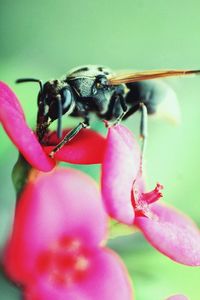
[
  {"x1": 37, "y1": 236, "x2": 90, "y2": 287},
  {"x1": 131, "y1": 182, "x2": 163, "y2": 219}
]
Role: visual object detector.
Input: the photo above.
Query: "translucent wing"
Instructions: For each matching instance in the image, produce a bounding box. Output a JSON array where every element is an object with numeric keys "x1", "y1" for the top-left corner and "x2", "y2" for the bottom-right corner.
[{"x1": 108, "y1": 69, "x2": 200, "y2": 85}]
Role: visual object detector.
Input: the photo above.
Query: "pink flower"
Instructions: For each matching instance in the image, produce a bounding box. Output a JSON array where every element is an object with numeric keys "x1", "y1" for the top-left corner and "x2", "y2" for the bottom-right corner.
[
  {"x1": 4, "y1": 167, "x2": 133, "y2": 300},
  {"x1": 102, "y1": 125, "x2": 200, "y2": 266},
  {"x1": 0, "y1": 82, "x2": 106, "y2": 171}
]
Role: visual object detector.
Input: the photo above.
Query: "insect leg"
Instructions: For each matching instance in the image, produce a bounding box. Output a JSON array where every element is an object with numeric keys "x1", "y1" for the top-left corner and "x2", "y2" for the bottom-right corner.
[
  {"x1": 101, "y1": 95, "x2": 118, "y2": 120},
  {"x1": 49, "y1": 118, "x2": 90, "y2": 158},
  {"x1": 140, "y1": 103, "x2": 148, "y2": 171},
  {"x1": 114, "y1": 95, "x2": 128, "y2": 123},
  {"x1": 106, "y1": 95, "x2": 128, "y2": 126},
  {"x1": 36, "y1": 96, "x2": 49, "y2": 142},
  {"x1": 122, "y1": 105, "x2": 139, "y2": 120},
  {"x1": 57, "y1": 96, "x2": 63, "y2": 139}
]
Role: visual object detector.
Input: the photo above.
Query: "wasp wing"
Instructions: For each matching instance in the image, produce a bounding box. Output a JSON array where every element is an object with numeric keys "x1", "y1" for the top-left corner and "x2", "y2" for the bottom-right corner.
[{"x1": 108, "y1": 69, "x2": 200, "y2": 85}]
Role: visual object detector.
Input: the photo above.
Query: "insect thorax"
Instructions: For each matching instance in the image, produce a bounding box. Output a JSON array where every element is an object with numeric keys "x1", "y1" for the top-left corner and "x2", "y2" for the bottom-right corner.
[{"x1": 65, "y1": 65, "x2": 117, "y2": 114}]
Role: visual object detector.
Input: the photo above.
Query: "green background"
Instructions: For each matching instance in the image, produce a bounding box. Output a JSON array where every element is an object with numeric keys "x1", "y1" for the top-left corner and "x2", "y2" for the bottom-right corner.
[{"x1": 0, "y1": 0, "x2": 200, "y2": 299}]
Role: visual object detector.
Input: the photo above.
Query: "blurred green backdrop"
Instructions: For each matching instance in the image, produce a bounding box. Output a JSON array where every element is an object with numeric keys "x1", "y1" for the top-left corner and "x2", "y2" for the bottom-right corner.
[{"x1": 0, "y1": 0, "x2": 200, "y2": 299}]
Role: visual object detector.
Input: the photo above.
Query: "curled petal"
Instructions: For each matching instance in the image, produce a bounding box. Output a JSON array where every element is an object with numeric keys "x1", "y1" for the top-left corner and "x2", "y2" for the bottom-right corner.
[
  {"x1": 4, "y1": 168, "x2": 107, "y2": 282},
  {"x1": 135, "y1": 204, "x2": 200, "y2": 266},
  {"x1": 0, "y1": 82, "x2": 55, "y2": 171},
  {"x1": 43, "y1": 129, "x2": 106, "y2": 164},
  {"x1": 102, "y1": 125, "x2": 141, "y2": 225},
  {"x1": 24, "y1": 249, "x2": 133, "y2": 300}
]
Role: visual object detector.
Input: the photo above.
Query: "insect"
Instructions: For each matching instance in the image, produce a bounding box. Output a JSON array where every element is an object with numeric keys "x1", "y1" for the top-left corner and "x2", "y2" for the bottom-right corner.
[{"x1": 16, "y1": 65, "x2": 200, "y2": 158}]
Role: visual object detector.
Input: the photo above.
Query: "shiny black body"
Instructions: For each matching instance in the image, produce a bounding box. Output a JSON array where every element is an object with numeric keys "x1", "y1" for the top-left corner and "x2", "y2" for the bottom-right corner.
[
  {"x1": 16, "y1": 65, "x2": 168, "y2": 156},
  {"x1": 35, "y1": 65, "x2": 130, "y2": 142}
]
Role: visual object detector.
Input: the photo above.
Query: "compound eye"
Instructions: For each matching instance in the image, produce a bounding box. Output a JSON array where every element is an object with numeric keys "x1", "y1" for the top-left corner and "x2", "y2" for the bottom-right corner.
[
  {"x1": 61, "y1": 88, "x2": 72, "y2": 112},
  {"x1": 48, "y1": 87, "x2": 74, "y2": 121}
]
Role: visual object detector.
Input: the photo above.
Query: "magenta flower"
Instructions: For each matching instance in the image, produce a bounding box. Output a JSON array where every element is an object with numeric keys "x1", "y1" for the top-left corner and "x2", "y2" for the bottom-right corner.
[
  {"x1": 0, "y1": 82, "x2": 106, "y2": 171},
  {"x1": 102, "y1": 124, "x2": 200, "y2": 266},
  {"x1": 4, "y1": 167, "x2": 133, "y2": 299}
]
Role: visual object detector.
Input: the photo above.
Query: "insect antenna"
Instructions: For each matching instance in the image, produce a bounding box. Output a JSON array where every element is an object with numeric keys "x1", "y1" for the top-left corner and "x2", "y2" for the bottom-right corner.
[{"x1": 16, "y1": 78, "x2": 43, "y2": 93}]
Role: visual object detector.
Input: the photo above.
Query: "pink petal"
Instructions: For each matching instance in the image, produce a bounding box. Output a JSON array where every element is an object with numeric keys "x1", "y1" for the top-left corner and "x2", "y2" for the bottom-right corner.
[
  {"x1": 102, "y1": 125, "x2": 141, "y2": 225},
  {"x1": 4, "y1": 167, "x2": 107, "y2": 282},
  {"x1": 135, "y1": 204, "x2": 200, "y2": 265},
  {"x1": 24, "y1": 248, "x2": 133, "y2": 300},
  {"x1": 24, "y1": 285, "x2": 83, "y2": 300},
  {"x1": 79, "y1": 248, "x2": 133, "y2": 300},
  {"x1": 0, "y1": 81, "x2": 24, "y2": 115},
  {"x1": 0, "y1": 82, "x2": 55, "y2": 171},
  {"x1": 43, "y1": 129, "x2": 106, "y2": 164},
  {"x1": 166, "y1": 295, "x2": 188, "y2": 300}
]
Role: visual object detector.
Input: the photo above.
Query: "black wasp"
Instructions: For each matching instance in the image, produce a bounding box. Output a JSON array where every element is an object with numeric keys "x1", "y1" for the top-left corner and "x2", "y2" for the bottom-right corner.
[{"x1": 16, "y1": 65, "x2": 200, "y2": 157}]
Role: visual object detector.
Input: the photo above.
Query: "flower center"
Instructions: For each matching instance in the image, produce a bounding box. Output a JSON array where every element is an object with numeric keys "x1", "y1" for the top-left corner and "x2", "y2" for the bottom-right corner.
[
  {"x1": 131, "y1": 182, "x2": 163, "y2": 219},
  {"x1": 36, "y1": 236, "x2": 90, "y2": 287}
]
